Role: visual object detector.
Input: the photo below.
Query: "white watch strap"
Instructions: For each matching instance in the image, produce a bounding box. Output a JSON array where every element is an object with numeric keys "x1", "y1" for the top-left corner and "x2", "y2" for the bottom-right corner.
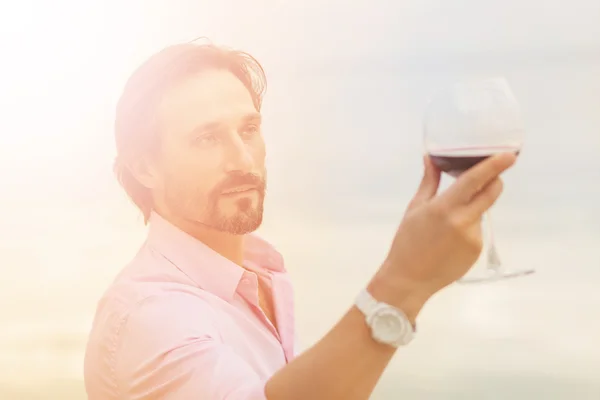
[
  {"x1": 356, "y1": 288, "x2": 417, "y2": 332},
  {"x1": 355, "y1": 288, "x2": 379, "y2": 317}
]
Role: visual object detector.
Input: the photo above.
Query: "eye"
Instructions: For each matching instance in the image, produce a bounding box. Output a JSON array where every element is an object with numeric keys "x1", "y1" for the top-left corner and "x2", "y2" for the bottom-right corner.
[
  {"x1": 194, "y1": 132, "x2": 219, "y2": 146},
  {"x1": 240, "y1": 123, "x2": 260, "y2": 139}
]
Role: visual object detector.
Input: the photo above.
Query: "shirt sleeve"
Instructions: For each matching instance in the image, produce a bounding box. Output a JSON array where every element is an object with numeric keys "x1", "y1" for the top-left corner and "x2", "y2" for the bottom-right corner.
[{"x1": 113, "y1": 293, "x2": 268, "y2": 400}]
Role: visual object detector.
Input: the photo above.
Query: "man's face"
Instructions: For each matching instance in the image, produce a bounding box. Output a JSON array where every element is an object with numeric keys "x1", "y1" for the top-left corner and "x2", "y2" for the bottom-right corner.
[{"x1": 150, "y1": 69, "x2": 267, "y2": 234}]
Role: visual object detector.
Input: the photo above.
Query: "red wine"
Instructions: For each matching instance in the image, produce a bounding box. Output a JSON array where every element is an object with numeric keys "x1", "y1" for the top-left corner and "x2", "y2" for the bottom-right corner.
[{"x1": 429, "y1": 146, "x2": 520, "y2": 177}]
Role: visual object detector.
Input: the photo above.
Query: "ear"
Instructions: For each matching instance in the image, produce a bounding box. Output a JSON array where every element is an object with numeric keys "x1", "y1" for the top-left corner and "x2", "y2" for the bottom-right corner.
[{"x1": 126, "y1": 156, "x2": 161, "y2": 190}]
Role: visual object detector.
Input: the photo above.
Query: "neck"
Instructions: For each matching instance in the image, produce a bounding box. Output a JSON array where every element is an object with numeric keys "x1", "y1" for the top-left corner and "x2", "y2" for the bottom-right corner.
[
  {"x1": 193, "y1": 226, "x2": 245, "y2": 266},
  {"x1": 155, "y1": 211, "x2": 246, "y2": 266}
]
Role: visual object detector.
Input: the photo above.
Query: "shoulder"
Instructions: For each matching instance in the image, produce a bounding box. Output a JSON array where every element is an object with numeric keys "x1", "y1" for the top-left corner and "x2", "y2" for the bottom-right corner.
[
  {"x1": 122, "y1": 291, "x2": 222, "y2": 340},
  {"x1": 84, "y1": 288, "x2": 223, "y2": 399},
  {"x1": 87, "y1": 265, "x2": 223, "y2": 352},
  {"x1": 84, "y1": 248, "x2": 223, "y2": 393}
]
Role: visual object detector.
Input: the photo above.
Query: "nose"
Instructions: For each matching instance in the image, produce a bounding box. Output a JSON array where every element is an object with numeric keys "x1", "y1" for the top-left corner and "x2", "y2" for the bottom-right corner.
[{"x1": 223, "y1": 134, "x2": 254, "y2": 173}]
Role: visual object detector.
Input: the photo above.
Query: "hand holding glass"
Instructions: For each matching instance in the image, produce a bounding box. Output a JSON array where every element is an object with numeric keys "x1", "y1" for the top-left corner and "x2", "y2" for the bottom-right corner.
[{"x1": 423, "y1": 77, "x2": 535, "y2": 283}]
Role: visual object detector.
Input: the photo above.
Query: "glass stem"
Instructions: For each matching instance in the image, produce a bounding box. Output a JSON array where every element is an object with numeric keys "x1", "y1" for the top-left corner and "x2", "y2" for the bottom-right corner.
[{"x1": 485, "y1": 211, "x2": 502, "y2": 272}]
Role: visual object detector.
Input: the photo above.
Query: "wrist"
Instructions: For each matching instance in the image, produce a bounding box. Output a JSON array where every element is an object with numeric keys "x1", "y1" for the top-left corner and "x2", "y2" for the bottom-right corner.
[{"x1": 366, "y1": 265, "x2": 432, "y2": 326}]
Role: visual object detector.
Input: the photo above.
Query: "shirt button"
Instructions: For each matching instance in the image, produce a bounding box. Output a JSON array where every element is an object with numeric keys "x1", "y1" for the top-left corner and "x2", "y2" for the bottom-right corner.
[{"x1": 241, "y1": 278, "x2": 250, "y2": 285}]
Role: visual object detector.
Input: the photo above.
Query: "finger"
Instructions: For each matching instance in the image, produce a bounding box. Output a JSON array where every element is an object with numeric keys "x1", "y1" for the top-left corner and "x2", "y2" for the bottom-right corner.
[
  {"x1": 462, "y1": 177, "x2": 504, "y2": 220},
  {"x1": 409, "y1": 155, "x2": 441, "y2": 208},
  {"x1": 443, "y1": 152, "x2": 516, "y2": 206}
]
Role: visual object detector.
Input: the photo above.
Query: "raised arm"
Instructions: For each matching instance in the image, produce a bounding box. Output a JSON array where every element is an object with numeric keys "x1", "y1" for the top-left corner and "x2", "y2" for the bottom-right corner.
[{"x1": 116, "y1": 153, "x2": 516, "y2": 400}]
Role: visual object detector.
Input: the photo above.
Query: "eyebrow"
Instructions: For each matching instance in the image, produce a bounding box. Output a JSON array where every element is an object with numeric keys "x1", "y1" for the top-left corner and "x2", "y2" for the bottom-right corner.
[
  {"x1": 189, "y1": 113, "x2": 262, "y2": 136},
  {"x1": 241, "y1": 113, "x2": 262, "y2": 124}
]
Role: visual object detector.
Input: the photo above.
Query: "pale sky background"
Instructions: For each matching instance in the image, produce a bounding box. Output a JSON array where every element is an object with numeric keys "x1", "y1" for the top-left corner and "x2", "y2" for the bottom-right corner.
[
  {"x1": 1, "y1": 0, "x2": 600, "y2": 191},
  {"x1": 0, "y1": 1, "x2": 599, "y2": 399}
]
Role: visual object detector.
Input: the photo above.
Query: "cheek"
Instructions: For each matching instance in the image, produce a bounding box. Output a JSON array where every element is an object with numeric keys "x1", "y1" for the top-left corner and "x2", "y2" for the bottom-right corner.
[
  {"x1": 160, "y1": 158, "x2": 217, "y2": 201},
  {"x1": 252, "y1": 140, "x2": 267, "y2": 169}
]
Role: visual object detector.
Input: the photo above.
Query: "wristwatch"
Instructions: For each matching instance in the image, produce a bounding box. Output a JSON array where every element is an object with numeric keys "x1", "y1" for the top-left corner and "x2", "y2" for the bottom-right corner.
[{"x1": 354, "y1": 288, "x2": 415, "y2": 347}]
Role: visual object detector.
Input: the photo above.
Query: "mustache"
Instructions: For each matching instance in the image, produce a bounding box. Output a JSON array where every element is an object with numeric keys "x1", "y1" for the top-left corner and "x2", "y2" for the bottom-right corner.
[{"x1": 212, "y1": 171, "x2": 266, "y2": 195}]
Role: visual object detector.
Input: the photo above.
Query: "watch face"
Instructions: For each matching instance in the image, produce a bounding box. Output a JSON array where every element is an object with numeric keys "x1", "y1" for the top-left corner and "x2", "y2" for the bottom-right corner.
[{"x1": 370, "y1": 306, "x2": 412, "y2": 345}]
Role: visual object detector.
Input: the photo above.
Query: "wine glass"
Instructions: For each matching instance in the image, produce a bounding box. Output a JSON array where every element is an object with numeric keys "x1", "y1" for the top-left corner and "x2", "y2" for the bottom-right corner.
[{"x1": 423, "y1": 77, "x2": 535, "y2": 283}]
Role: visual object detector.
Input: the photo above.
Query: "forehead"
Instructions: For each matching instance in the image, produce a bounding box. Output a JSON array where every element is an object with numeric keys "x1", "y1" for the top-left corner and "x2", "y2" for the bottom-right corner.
[{"x1": 157, "y1": 69, "x2": 257, "y2": 136}]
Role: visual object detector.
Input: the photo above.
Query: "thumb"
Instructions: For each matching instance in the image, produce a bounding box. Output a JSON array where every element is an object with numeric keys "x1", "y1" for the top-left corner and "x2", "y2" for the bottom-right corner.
[{"x1": 409, "y1": 155, "x2": 441, "y2": 208}]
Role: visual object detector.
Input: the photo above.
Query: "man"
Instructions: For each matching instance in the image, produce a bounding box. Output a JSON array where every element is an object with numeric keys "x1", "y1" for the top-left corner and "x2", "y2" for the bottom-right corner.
[{"x1": 84, "y1": 42, "x2": 516, "y2": 399}]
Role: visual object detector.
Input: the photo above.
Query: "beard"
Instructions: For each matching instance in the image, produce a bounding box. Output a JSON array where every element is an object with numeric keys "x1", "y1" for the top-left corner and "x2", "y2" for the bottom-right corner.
[
  {"x1": 166, "y1": 170, "x2": 267, "y2": 235},
  {"x1": 203, "y1": 187, "x2": 265, "y2": 235}
]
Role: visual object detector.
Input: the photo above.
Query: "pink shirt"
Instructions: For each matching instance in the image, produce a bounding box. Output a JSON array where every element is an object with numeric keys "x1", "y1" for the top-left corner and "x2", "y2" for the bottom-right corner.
[{"x1": 84, "y1": 212, "x2": 296, "y2": 399}]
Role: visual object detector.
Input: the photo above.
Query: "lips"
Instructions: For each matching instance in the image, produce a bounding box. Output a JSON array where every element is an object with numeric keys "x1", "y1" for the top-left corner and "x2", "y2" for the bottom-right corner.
[{"x1": 221, "y1": 185, "x2": 258, "y2": 195}]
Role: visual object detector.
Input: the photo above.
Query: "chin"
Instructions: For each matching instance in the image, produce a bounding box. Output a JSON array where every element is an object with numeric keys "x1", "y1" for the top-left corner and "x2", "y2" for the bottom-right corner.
[
  {"x1": 209, "y1": 208, "x2": 263, "y2": 235},
  {"x1": 221, "y1": 217, "x2": 262, "y2": 235}
]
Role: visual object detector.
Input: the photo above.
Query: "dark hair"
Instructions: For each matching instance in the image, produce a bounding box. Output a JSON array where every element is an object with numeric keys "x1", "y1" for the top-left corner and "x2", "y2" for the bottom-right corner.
[{"x1": 113, "y1": 42, "x2": 267, "y2": 223}]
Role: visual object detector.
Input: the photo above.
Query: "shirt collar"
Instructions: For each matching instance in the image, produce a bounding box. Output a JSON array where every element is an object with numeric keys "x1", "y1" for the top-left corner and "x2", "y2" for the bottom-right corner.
[{"x1": 146, "y1": 211, "x2": 285, "y2": 302}]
